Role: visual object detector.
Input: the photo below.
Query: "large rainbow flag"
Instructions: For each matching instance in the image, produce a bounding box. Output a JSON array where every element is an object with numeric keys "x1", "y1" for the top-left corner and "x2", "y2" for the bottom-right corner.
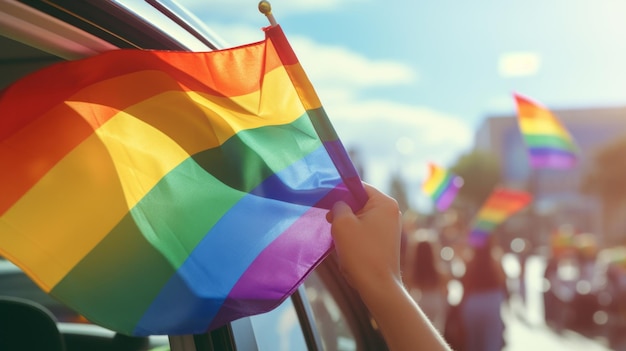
[
  {"x1": 514, "y1": 93, "x2": 579, "y2": 169},
  {"x1": 469, "y1": 188, "x2": 532, "y2": 247},
  {"x1": 0, "y1": 25, "x2": 367, "y2": 336},
  {"x1": 422, "y1": 163, "x2": 463, "y2": 211}
]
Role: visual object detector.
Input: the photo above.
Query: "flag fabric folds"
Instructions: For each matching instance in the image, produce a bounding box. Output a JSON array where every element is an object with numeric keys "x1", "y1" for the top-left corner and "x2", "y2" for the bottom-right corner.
[
  {"x1": 422, "y1": 163, "x2": 463, "y2": 212},
  {"x1": 514, "y1": 93, "x2": 579, "y2": 169},
  {"x1": 469, "y1": 188, "x2": 532, "y2": 247},
  {"x1": 0, "y1": 25, "x2": 367, "y2": 336}
]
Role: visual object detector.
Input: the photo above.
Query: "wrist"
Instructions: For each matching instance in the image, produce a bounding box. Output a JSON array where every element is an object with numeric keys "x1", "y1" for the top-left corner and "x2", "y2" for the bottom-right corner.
[{"x1": 356, "y1": 272, "x2": 405, "y2": 309}]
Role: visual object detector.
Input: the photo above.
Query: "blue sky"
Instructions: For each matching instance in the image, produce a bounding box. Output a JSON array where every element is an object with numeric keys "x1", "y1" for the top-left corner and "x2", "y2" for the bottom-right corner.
[{"x1": 178, "y1": 0, "x2": 626, "y2": 210}]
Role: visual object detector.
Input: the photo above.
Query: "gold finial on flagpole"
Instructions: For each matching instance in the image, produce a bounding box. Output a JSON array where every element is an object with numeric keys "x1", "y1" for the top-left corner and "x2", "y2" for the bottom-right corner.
[{"x1": 258, "y1": 1, "x2": 277, "y2": 27}]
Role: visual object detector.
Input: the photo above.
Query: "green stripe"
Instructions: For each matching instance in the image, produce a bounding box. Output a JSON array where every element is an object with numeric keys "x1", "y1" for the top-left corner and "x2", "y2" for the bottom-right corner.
[
  {"x1": 193, "y1": 113, "x2": 321, "y2": 191},
  {"x1": 432, "y1": 173, "x2": 452, "y2": 200},
  {"x1": 50, "y1": 213, "x2": 175, "y2": 334},
  {"x1": 474, "y1": 220, "x2": 497, "y2": 232},
  {"x1": 524, "y1": 134, "x2": 576, "y2": 151},
  {"x1": 308, "y1": 107, "x2": 339, "y2": 142},
  {"x1": 52, "y1": 158, "x2": 242, "y2": 333}
]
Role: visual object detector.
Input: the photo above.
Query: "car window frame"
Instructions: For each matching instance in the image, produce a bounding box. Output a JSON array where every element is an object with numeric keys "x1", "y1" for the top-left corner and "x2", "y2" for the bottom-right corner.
[{"x1": 169, "y1": 285, "x2": 321, "y2": 351}]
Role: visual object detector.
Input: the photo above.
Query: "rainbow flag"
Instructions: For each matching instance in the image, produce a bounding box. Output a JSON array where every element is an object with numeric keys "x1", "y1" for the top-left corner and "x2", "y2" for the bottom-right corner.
[
  {"x1": 514, "y1": 93, "x2": 578, "y2": 169},
  {"x1": 422, "y1": 163, "x2": 463, "y2": 211},
  {"x1": 0, "y1": 25, "x2": 367, "y2": 336},
  {"x1": 469, "y1": 188, "x2": 532, "y2": 246},
  {"x1": 550, "y1": 229, "x2": 576, "y2": 258}
]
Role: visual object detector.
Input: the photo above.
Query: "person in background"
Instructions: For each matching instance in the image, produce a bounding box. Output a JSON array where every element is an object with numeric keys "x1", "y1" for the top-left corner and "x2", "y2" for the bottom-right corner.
[
  {"x1": 409, "y1": 240, "x2": 450, "y2": 334},
  {"x1": 542, "y1": 254, "x2": 560, "y2": 327},
  {"x1": 327, "y1": 183, "x2": 452, "y2": 351},
  {"x1": 459, "y1": 237, "x2": 508, "y2": 351},
  {"x1": 550, "y1": 249, "x2": 577, "y2": 333}
]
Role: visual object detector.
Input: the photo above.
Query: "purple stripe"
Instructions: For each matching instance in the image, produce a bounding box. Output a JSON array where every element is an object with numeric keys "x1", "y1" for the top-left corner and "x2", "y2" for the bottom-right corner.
[
  {"x1": 529, "y1": 150, "x2": 577, "y2": 169},
  {"x1": 207, "y1": 185, "x2": 353, "y2": 330},
  {"x1": 468, "y1": 230, "x2": 490, "y2": 247},
  {"x1": 435, "y1": 179, "x2": 461, "y2": 211}
]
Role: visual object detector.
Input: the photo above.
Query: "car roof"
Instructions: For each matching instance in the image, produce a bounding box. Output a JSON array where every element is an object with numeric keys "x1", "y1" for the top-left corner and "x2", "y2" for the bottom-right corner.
[{"x1": 0, "y1": 0, "x2": 227, "y2": 91}]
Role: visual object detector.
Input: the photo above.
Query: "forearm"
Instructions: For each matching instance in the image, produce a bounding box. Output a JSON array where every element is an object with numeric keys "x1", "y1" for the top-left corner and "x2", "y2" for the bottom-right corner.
[
  {"x1": 357, "y1": 275, "x2": 452, "y2": 351},
  {"x1": 328, "y1": 184, "x2": 451, "y2": 351}
]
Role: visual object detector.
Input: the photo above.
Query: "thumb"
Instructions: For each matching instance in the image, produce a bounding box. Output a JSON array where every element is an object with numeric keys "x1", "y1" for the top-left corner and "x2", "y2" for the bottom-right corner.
[{"x1": 330, "y1": 201, "x2": 354, "y2": 223}]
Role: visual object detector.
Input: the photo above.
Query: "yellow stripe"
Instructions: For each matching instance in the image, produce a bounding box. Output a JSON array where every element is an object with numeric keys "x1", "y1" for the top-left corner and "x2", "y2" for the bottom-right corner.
[
  {"x1": 285, "y1": 62, "x2": 322, "y2": 111},
  {"x1": 1, "y1": 66, "x2": 305, "y2": 290},
  {"x1": 476, "y1": 208, "x2": 508, "y2": 223},
  {"x1": 422, "y1": 167, "x2": 445, "y2": 193},
  {"x1": 0, "y1": 136, "x2": 131, "y2": 292},
  {"x1": 519, "y1": 111, "x2": 570, "y2": 138}
]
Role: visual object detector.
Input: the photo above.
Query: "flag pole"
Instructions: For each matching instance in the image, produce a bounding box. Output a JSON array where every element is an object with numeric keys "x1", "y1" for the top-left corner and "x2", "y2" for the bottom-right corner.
[
  {"x1": 256, "y1": 1, "x2": 369, "y2": 209},
  {"x1": 258, "y1": 1, "x2": 278, "y2": 27}
]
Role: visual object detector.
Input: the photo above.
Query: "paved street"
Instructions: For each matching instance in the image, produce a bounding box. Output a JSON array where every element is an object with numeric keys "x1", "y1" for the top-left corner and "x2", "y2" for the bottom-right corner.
[
  {"x1": 503, "y1": 298, "x2": 611, "y2": 351},
  {"x1": 501, "y1": 255, "x2": 612, "y2": 351}
]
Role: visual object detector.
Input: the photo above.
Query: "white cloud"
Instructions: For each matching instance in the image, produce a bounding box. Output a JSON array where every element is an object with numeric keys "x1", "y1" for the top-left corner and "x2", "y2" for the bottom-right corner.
[
  {"x1": 498, "y1": 52, "x2": 541, "y2": 77},
  {"x1": 325, "y1": 98, "x2": 473, "y2": 163},
  {"x1": 293, "y1": 37, "x2": 417, "y2": 88},
  {"x1": 202, "y1": 23, "x2": 417, "y2": 89}
]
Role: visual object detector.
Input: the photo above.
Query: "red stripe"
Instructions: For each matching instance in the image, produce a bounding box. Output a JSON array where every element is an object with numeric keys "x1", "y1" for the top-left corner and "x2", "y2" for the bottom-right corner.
[
  {"x1": 265, "y1": 25, "x2": 299, "y2": 66},
  {"x1": 0, "y1": 41, "x2": 284, "y2": 139}
]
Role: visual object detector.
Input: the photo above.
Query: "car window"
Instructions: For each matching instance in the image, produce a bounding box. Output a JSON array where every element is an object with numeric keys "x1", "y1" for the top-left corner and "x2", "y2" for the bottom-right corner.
[
  {"x1": 0, "y1": 258, "x2": 169, "y2": 350},
  {"x1": 249, "y1": 296, "x2": 309, "y2": 351},
  {"x1": 303, "y1": 271, "x2": 357, "y2": 351},
  {"x1": 0, "y1": 258, "x2": 81, "y2": 322}
]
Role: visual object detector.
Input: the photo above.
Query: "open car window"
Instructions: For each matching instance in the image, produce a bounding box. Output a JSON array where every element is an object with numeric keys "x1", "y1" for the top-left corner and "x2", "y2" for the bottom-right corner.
[{"x1": 0, "y1": 258, "x2": 170, "y2": 350}]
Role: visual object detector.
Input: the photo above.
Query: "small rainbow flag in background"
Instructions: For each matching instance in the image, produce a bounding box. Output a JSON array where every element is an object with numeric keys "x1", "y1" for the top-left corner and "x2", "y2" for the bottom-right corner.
[
  {"x1": 469, "y1": 188, "x2": 532, "y2": 246},
  {"x1": 550, "y1": 228, "x2": 577, "y2": 258},
  {"x1": 514, "y1": 93, "x2": 579, "y2": 169},
  {"x1": 0, "y1": 25, "x2": 366, "y2": 336},
  {"x1": 422, "y1": 163, "x2": 463, "y2": 211}
]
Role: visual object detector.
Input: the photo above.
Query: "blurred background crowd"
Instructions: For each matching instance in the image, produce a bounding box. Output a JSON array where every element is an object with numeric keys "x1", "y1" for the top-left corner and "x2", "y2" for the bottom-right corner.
[{"x1": 397, "y1": 192, "x2": 626, "y2": 350}]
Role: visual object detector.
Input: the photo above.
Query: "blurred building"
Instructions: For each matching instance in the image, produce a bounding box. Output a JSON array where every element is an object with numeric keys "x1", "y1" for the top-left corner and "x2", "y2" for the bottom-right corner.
[{"x1": 474, "y1": 105, "x2": 626, "y2": 247}]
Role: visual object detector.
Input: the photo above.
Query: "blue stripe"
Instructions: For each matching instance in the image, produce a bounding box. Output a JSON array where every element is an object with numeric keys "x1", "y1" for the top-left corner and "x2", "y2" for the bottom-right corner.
[
  {"x1": 248, "y1": 146, "x2": 346, "y2": 208},
  {"x1": 529, "y1": 147, "x2": 576, "y2": 157}
]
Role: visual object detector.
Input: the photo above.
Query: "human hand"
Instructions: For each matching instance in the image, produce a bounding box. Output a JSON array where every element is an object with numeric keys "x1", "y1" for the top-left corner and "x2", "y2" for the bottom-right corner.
[
  {"x1": 326, "y1": 183, "x2": 403, "y2": 298},
  {"x1": 327, "y1": 183, "x2": 452, "y2": 351}
]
